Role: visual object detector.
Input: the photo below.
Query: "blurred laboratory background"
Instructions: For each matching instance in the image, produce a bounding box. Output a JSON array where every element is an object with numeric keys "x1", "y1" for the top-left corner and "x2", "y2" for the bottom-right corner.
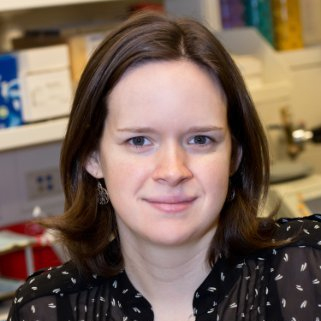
[{"x1": 1, "y1": 0, "x2": 321, "y2": 319}]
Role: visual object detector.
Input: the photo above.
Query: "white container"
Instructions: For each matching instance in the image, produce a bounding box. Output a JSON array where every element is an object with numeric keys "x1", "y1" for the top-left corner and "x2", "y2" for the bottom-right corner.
[
  {"x1": 18, "y1": 44, "x2": 73, "y2": 122},
  {"x1": 299, "y1": 0, "x2": 321, "y2": 46}
]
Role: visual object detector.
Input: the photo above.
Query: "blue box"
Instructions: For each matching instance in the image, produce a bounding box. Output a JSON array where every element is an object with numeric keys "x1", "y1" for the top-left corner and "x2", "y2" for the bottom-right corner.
[{"x1": 0, "y1": 54, "x2": 23, "y2": 129}]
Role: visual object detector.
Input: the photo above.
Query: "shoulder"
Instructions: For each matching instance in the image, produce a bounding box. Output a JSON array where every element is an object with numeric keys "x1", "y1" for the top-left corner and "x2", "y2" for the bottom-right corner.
[
  {"x1": 7, "y1": 262, "x2": 129, "y2": 321},
  {"x1": 273, "y1": 214, "x2": 321, "y2": 248},
  {"x1": 264, "y1": 217, "x2": 321, "y2": 319},
  {"x1": 10, "y1": 261, "x2": 107, "y2": 310}
]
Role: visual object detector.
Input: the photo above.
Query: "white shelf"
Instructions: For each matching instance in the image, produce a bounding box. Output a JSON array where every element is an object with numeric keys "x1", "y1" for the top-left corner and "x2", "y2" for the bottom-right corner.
[
  {"x1": 215, "y1": 27, "x2": 292, "y2": 103},
  {"x1": 278, "y1": 45, "x2": 321, "y2": 68},
  {"x1": 0, "y1": 117, "x2": 68, "y2": 152},
  {"x1": 0, "y1": 0, "x2": 118, "y2": 12},
  {"x1": 0, "y1": 0, "x2": 120, "y2": 151}
]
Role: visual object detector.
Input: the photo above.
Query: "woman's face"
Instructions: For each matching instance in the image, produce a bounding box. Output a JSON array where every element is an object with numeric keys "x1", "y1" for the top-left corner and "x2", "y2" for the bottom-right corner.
[{"x1": 86, "y1": 60, "x2": 235, "y2": 248}]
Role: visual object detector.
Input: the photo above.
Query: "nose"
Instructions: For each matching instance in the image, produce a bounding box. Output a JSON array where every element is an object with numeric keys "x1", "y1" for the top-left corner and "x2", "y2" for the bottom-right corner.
[{"x1": 152, "y1": 142, "x2": 193, "y2": 186}]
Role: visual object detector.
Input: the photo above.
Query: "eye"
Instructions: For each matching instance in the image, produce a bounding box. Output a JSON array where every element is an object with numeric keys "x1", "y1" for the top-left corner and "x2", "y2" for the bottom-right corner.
[
  {"x1": 128, "y1": 136, "x2": 151, "y2": 147},
  {"x1": 189, "y1": 135, "x2": 213, "y2": 145}
]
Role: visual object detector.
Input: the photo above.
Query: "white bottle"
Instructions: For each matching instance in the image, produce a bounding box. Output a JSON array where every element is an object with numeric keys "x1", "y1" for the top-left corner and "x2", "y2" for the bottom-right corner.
[{"x1": 299, "y1": 0, "x2": 321, "y2": 46}]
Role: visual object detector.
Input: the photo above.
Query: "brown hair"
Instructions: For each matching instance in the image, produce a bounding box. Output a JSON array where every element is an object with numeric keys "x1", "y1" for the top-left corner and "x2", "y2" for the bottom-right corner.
[{"x1": 47, "y1": 11, "x2": 275, "y2": 276}]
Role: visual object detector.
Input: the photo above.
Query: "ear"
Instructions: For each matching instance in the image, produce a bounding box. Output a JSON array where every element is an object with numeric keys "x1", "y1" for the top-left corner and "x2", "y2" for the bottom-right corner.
[
  {"x1": 85, "y1": 151, "x2": 104, "y2": 179},
  {"x1": 230, "y1": 145, "x2": 242, "y2": 176}
]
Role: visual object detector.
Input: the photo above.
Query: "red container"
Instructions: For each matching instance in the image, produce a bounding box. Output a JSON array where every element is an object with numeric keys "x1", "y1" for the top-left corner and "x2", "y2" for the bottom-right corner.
[{"x1": 0, "y1": 221, "x2": 62, "y2": 280}]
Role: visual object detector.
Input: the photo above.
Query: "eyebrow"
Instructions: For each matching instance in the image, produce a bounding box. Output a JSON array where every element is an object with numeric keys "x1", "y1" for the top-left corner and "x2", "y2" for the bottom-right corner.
[
  {"x1": 116, "y1": 126, "x2": 224, "y2": 133},
  {"x1": 117, "y1": 127, "x2": 157, "y2": 133},
  {"x1": 186, "y1": 126, "x2": 224, "y2": 133}
]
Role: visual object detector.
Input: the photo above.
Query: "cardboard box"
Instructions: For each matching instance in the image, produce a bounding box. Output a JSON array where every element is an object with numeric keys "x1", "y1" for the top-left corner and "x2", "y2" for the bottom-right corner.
[
  {"x1": 18, "y1": 44, "x2": 73, "y2": 122},
  {"x1": 68, "y1": 32, "x2": 105, "y2": 86}
]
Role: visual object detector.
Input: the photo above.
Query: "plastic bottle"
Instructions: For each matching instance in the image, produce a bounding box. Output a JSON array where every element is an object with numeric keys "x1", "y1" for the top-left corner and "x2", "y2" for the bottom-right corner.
[
  {"x1": 220, "y1": 0, "x2": 245, "y2": 28},
  {"x1": 271, "y1": 0, "x2": 303, "y2": 50},
  {"x1": 299, "y1": 0, "x2": 321, "y2": 46},
  {"x1": 244, "y1": 0, "x2": 275, "y2": 46}
]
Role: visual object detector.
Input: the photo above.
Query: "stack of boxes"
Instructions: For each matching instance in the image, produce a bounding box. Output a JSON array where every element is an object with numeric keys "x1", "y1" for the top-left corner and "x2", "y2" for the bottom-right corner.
[
  {"x1": 0, "y1": 31, "x2": 106, "y2": 129},
  {"x1": 0, "y1": 44, "x2": 73, "y2": 129}
]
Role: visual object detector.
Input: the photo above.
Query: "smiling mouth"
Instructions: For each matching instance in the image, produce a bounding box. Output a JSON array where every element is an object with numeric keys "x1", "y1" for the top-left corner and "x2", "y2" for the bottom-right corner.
[{"x1": 143, "y1": 197, "x2": 197, "y2": 213}]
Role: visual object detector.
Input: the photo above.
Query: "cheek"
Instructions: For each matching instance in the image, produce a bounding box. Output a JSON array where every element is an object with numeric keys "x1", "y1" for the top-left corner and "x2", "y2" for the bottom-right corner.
[
  {"x1": 197, "y1": 157, "x2": 231, "y2": 193},
  {"x1": 103, "y1": 156, "x2": 150, "y2": 193}
]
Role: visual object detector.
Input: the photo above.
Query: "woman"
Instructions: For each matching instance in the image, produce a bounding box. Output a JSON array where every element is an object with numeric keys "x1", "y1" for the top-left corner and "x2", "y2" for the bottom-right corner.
[{"x1": 8, "y1": 11, "x2": 321, "y2": 321}]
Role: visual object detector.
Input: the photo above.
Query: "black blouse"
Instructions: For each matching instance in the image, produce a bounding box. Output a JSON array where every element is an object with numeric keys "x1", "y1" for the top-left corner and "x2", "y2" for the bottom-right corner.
[{"x1": 7, "y1": 215, "x2": 321, "y2": 321}]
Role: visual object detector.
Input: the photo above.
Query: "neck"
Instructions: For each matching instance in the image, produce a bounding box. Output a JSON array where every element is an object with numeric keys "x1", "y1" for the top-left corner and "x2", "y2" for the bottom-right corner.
[{"x1": 120, "y1": 233, "x2": 214, "y2": 319}]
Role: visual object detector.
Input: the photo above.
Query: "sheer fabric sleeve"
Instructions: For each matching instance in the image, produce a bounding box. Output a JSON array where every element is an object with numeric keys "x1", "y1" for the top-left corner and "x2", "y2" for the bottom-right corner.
[
  {"x1": 271, "y1": 245, "x2": 321, "y2": 320},
  {"x1": 269, "y1": 215, "x2": 321, "y2": 320},
  {"x1": 7, "y1": 296, "x2": 61, "y2": 321}
]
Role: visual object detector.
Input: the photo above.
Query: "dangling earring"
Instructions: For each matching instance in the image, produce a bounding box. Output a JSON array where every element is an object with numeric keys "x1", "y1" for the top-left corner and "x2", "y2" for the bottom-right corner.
[
  {"x1": 97, "y1": 181, "x2": 109, "y2": 205},
  {"x1": 227, "y1": 179, "x2": 236, "y2": 202},
  {"x1": 228, "y1": 188, "x2": 236, "y2": 202}
]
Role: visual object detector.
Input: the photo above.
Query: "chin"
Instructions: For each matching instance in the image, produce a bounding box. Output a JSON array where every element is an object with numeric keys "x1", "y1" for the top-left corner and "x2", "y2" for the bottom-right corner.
[{"x1": 143, "y1": 229, "x2": 206, "y2": 248}]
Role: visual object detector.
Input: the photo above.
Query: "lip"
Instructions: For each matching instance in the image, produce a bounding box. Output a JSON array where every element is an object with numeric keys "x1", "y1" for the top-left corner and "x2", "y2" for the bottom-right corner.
[{"x1": 143, "y1": 196, "x2": 197, "y2": 213}]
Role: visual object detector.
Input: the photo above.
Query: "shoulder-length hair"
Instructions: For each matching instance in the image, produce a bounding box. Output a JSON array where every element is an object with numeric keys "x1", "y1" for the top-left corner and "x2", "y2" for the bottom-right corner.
[{"x1": 47, "y1": 11, "x2": 275, "y2": 276}]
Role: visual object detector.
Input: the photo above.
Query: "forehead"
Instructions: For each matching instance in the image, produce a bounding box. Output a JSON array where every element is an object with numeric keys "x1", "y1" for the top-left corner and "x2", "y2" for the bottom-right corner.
[{"x1": 107, "y1": 59, "x2": 226, "y2": 110}]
